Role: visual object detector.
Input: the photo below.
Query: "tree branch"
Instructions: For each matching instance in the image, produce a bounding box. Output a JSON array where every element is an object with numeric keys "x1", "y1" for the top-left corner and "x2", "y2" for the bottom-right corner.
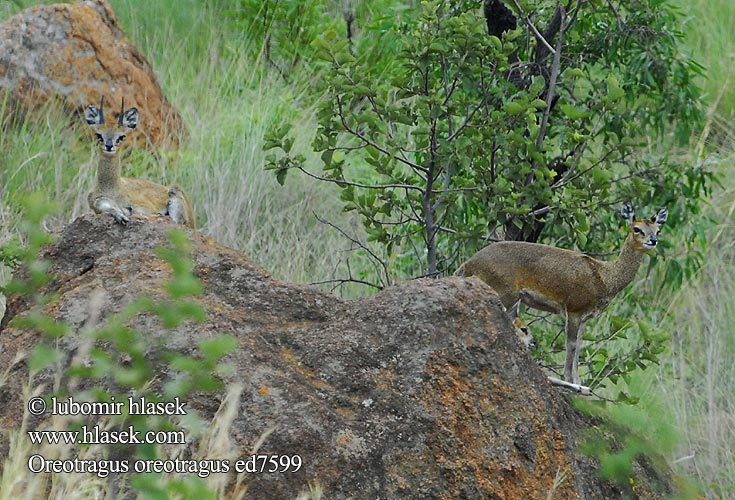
[
  {"x1": 551, "y1": 147, "x2": 620, "y2": 189},
  {"x1": 535, "y1": 4, "x2": 565, "y2": 151},
  {"x1": 548, "y1": 377, "x2": 591, "y2": 395},
  {"x1": 445, "y1": 99, "x2": 488, "y2": 143},
  {"x1": 509, "y1": 0, "x2": 556, "y2": 56},
  {"x1": 336, "y1": 95, "x2": 422, "y2": 172},
  {"x1": 313, "y1": 211, "x2": 391, "y2": 288},
  {"x1": 296, "y1": 165, "x2": 423, "y2": 192},
  {"x1": 310, "y1": 277, "x2": 383, "y2": 292}
]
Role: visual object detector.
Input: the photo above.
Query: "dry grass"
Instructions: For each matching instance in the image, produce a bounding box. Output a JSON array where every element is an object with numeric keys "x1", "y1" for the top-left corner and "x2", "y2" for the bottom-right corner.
[
  {"x1": 0, "y1": 0, "x2": 369, "y2": 298},
  {"x1": 639, "y1": 1, "x2": 735, "y2": 496},
  {"x1": 649, "y1": 169, "x2": 735, "y2": 498}
]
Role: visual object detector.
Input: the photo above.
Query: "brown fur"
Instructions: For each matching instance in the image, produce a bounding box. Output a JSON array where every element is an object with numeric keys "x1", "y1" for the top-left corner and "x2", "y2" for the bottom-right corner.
[
  {"x1": 512, "y1": 316, "x2": 534, "y2": 349},
  {"x1": 159, "y1": 185, "x2": 196, "y2": 228},
  {"x1": 457, "y1": 205, "x2": 668, "y2": 384},
  {"x1": 85, "y1": 97, "x2": 195, "y2": 228}
]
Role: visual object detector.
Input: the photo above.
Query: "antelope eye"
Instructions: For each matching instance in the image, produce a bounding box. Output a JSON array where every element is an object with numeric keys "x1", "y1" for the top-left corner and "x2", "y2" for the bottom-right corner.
[
  {"x1": 633, "y1": 227, "x2": 642, "y2": 234},
  {"x1": 521, "y1": 327, "x2": 529, "y2": 334},
  {"x1": 95, "y1": 133, "x2": 104, "y2": 143},
  {"x1": 115, "y1": 134, "x2": 126, "y2": 144}
]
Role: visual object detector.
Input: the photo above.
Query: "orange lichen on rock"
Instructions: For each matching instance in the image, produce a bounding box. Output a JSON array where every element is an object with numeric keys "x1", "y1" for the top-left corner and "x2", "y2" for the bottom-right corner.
[
  {"x1": 0, "y1": 0, "x2": 184, "y2": 150},
  {"x1": 422, "y1": 357, "x2": 577, "y2": 499}
]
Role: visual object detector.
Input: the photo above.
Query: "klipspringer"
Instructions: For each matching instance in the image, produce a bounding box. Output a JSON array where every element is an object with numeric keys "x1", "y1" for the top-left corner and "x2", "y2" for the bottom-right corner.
[
  {"x1": 456, "y1": 203, "x2": 668, "y2": 384},
  {"x1": 85, "y1": 96, "x2": 195, "y2": 228}
]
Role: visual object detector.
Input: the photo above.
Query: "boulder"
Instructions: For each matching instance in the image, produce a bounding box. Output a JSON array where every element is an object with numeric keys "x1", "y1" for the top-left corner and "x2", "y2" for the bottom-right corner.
[
  {"x1": 0, "y1": 0, "x2": 184, "y2": 150},
  {"x1": 0, "y1": 215, "x2": 681, "y2": 499}
]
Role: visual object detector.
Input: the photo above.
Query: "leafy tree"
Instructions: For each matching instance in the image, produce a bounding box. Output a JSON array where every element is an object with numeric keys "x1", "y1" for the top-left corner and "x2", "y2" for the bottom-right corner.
[
  {"x1": 229, "y1": 0, "x2": 407, "y2": 82},
  {"x1": 266, "y1": 0, "x2": 711, "y2": 286},
  {"x1": 260, "y1": 0, "x2": 714, "y2": 388}
]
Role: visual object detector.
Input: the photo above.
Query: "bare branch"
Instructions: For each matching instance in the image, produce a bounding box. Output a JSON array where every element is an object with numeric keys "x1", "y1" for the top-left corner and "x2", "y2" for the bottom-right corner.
[
  {"x1": 313, "y1": 211, "x2": 391, "y2": 288},
  {"x1": 509, "y1": 0, "x2": 556, "y2": 56},
  {"x1": 529, "y1": 205, "x2": 551, "y2": 218},
  {"x1": 445, "y1": 99, "x2": 488, "y2": 143},
  {"x1": 603, "y1": 0, "x2": 623, "y2": 30},
  {"x1": 548, "y1": 377, "x2": 591, "y2": 395},
  {"x1": 441, "y1": 53, "x2": 459, "y2": 107},
  {"x1": 298, "y1": 164, "x2": 483, "y2": 212},
  {"x1": 310, "y1": 277, "x2": 383, "y2": 292},
  {"x1": 296, "y1": 165, "x2": 424, "y2": 192},
  {"x1": 564, "y1": 0, "x2": 584, "y2": 33},
  {"x1": 538, "y1": 5, "x2": 563, "y2": 65},
  {"x1": 410, "y1": 271, "x2": 441, "y2": 279},
  {"x1": 551, "y1": 146, "x2": 620, "y2": 189},
  {"x1": 535, "y1": 4, "x2": 565, "y2": 151},
  {"x1": 437, "y1": 224, "x2": 458, "y2": 235}
]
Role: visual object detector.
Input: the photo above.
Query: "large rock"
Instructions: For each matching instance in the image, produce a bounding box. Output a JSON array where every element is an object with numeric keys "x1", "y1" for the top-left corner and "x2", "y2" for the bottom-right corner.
[
  {"x1": 0, "y1": 0, "x2": 184, "y2": 150},
  {"x1": 0, "y1": 215, "x2": 681, "y2": 499}
]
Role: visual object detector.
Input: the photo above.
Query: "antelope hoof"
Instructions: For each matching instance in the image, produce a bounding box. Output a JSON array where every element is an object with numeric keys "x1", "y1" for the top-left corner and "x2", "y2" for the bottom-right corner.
[{"x1": 111, "y1": 211, "x2": 129, "y2": 225}]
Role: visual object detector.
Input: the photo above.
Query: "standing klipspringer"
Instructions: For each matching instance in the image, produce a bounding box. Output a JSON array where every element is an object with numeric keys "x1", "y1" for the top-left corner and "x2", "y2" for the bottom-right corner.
[{"x1": 456, "y1": 203, "x2": 668, "y2": 385}]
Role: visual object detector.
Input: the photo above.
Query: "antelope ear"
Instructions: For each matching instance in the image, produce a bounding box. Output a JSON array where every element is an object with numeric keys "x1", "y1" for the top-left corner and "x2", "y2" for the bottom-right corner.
[
  {"x1": 652, "y1": 207, "x2": 668, "y2": 225},
  {"x1": 620, "y1": 202, "x2": 635, "y2": 225},
  {"x1": 85, "y1": 105, "x2": 102, "y2": 126},
  {"x1": 120, "y1": 108, "x2": 139, "y2": 129}
]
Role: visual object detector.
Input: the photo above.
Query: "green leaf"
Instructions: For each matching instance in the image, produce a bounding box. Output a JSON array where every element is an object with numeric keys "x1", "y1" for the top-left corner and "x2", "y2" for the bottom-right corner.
[
  {"x1": 488, "y1": 35, "x2": 502, "y2": 51},
  {"x1": 199, "y1": 335, "x2": 238, "y2": 362},
  {"x1": 29, "y1": 344, "x2": 62, "y2": 373},
  {"x1": 606, "y1": 74, "x2": 626, "y2": 101},
  {"x1": 276, "y1": 168, "x2": 288, "y2": 186},
  {"x1": 559, "y1": 103, "x2": 589, "y2": 119},
  {"x1": 565, "y1": 67, "x2": 585, "y2": 78},
  {"x1": 528, "y1": 76, "x2": 546, "y2": 96},
  {"x1": 503, "y1": 101, "x2": 527, "y2": 115},
  {"x1": 577, "y1": 230, "x2": 588, "y2": 247},
  {"x1": 114, "y1": 366, "x2": 150, "y2": 388}
]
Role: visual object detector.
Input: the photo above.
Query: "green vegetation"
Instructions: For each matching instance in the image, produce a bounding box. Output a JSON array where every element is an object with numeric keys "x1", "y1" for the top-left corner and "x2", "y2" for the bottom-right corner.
[
  {"x1": 576, "y1": 396, "x2": 679, "y2": 494},
  {"x1": 259, "y1": 0, "x2": 710, "y2": 388},
  {"x1": 1, "y1": 0, "x2": 734, "y2": 497},
  {"x1": 647, "y1": 0, "x2": 735, "y2": 497},
  {"x1": 675, "y1": 0, "x2": 735, "y2": 136},
  {"x1": 0, "y1": 198, "x2": 237, "y2": 498},
  {"x1": 266, "y1": 0, "x2": 707, "y2": 283}
]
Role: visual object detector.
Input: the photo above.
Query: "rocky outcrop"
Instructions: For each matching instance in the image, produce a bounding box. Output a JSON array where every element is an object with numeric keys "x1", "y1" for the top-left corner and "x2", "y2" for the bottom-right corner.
[
  {"x1": 0, "y1": 215, "x2": 680, "y2": 499},
  {"x1": 0, "y1": 0, "x2": 184, "y2": 150}
]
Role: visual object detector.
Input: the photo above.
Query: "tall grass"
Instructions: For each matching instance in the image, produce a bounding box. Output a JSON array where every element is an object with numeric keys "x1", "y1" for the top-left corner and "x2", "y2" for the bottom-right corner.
[
  {"x1": 108, "y1": 0, "x2": 375, "y2": 291},
  {"x1": 0, "y1": 0, "x2": 368, "y2": 295},
  {"x1": 625, "y1": 160, "x2": 735, "y2": 499},
  {"x1": 674, "y1": 0, "x2": 735, "y2": 135},
  {"x1": 637, "y1": 1, "x2": 735, "y2": 497}
]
